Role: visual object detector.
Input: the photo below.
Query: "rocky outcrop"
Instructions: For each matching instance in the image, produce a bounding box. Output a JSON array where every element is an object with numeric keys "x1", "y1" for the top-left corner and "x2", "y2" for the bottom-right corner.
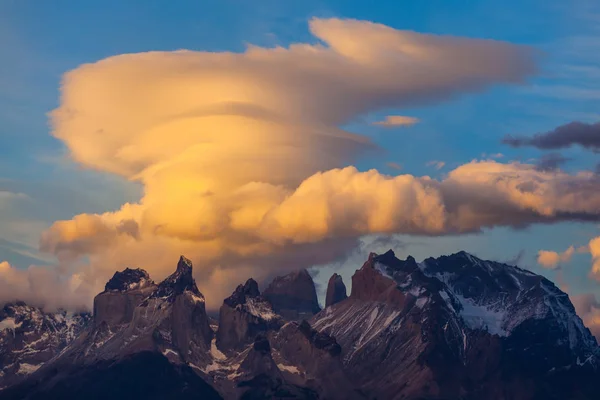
[
  {"x1": 311, "y1": 250, "x2": 600, "y2": 400},
  {"x1": 216, "y1": 279, "x2": 283, "y2": 355},
  {"x1": 94, "y1": 268, "x2": 156, "y2": 328},
  {"x1": 273, "y1": 321, "x2": 361, "y2": 399},
  {"x1": 234, "y1": 335, "x2": 318, "y2": 400},
  {"x1": 325, "y1": 274, "x2": 347, "y2": 308},
  {"x1": 263, "y1": 269, "x2": 321, "y2": 321},
  {"x1": 1, "y1": 255, "x2": 216, "y2": 398},
  {"x1": 0, "y1": 302, "x2": 90, "y2": 390}
]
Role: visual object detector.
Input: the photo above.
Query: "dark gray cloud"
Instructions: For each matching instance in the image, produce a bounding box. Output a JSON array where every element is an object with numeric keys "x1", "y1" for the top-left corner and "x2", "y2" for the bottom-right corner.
[
  {"x1": 503, "y1": 121, "x2": 600, "y2": 151},
  {"x1": 535, "y1": 153, "x2": 571, "y2": 171}
]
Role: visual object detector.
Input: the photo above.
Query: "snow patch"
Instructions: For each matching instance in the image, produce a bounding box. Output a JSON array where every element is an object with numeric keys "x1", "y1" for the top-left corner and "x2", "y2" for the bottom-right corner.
[
  {"x1": 415, "y1": 297, "x2": 429, "y2": 309},
  {"x1": 373, "y1": 262, "x2": 394, "y2": 280},
  {"x1": 278, "y1": 364, "x2": 300, "y2": 374},
  {"x1": 17, "y1": 363, "x2": 40, "y2": 375},
  {"x1": 162, "y1": 348, "x2": 179, "y2": 358},
  {"x1": 0, "y1": 318, "x2": 22, "y2": 333},
  {"x1": 245, "y1": 297, "x2": 277, "y2": 321},
  {"x1": 210, "y1": 338, "x2": 226, "y2": 360},
  {"x1": 453, "y1": 294, "x2": 507, "y2": 336}
]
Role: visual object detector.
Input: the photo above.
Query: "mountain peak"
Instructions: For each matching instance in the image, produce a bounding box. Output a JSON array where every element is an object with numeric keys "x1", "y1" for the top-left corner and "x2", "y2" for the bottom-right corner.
[
  {"x1": 263, "y1": 269, "x2": 321, "y2": 320},
  {"x1": 325, "y1": 273, "x2": 348, "y2": 307},
  {"x1": 152, "y1": 255, "x2": 202, "y2": 299},
  {"x1": 223, "y1": 278, "x2": 261, "y2": 308},
  {"x1": 104, "y1": 268, "x2": 153, "y2": 292}
]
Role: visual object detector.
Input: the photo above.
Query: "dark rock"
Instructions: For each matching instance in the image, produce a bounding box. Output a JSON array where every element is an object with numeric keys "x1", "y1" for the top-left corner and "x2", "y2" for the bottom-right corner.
[
  {"x1": 104, "y1": 268, "x2": 153, "y2": 292},
  {"x1": 217, "y1": 279, "x2": 283, "y2": 354},
  {"x1": 311, "y1": 249, "x2": 600, "y2": 400},
  {"x1": 325, "y1": 273, "x2": 347, "y2": 308},
  {"x1": 151, "y1": 255, "x2": 202, "y2": 300},
  {"x1": 263, "y1": 269, "x2": 321, "y2": 320},
  {"x1": 94, "y1": 268, "x2": 156, "y2": 328},
  {"x1": 273, "y1": 321, "x2": 361, "y2": 399},
  {"x1": 0, "y1": 351, "x2": 222, "y2": 400}
]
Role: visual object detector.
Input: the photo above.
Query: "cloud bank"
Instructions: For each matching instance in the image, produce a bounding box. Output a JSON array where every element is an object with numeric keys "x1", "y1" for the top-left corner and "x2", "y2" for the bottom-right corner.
[
  {"x1": 503, "y1": 121, "x2": 600, "y2": 151},
  {"x1": 32, "y1": 18, "x2": 547, "y2": 310}
]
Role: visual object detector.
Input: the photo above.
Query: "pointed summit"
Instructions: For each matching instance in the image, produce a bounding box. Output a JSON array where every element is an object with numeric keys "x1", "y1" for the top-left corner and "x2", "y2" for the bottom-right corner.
[
  {"x1": 152, "y1": 255, "x2": 202, "y2": 299},
  {"x1": 325, "y1": 273, "x2": 348, "y2": 307},
  {"x1": 224, "y1": 278, "x2": 260, "y2": 308}
]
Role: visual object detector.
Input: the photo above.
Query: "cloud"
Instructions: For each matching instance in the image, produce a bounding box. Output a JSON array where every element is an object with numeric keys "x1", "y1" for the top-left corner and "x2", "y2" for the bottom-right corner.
[
  {"x1": 537, "y1": 246, "x2": 575, "y2": 269},
  {"x1": 386, "y1": 162, "x2": 402, "y2": 170},
  {"x1": 0, "y1": 261, "x2": 92, "y2": 311},
  {"x1": 534, "y1": 152, "x2": 571, "y2": 171},
  {"x1": 36, "y1": 17, "x2": 540, "y2": 310},
  {"x1": 0, "y1": 190, "x2": 29, "y2": 209},
  {"x1": 571, "y1": 293, "x2": 600, "y2": 342},
  {"x1": 482, "y1": 153, "x2": 504, "y2": 159},
  {"x1": 589, "y1": 236, "x2": 600, "y2": 281},
  {"x1": 372, "y1": 115, "x2": 419, "y2": 127},
  {"x1": 503, "y1": 121, "x2": 600, "y2": 151},
  {"x1": 426, "y1": 160, "x2": 446, "y2": 170}
]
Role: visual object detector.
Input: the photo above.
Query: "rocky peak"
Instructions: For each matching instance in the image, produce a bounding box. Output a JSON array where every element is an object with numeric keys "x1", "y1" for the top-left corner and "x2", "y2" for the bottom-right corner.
[
  {"x1": 217, "y1": 278, "x2": 281, "y2": 354},
  {"x1": 152, "y1": 255, "x2": 202, "y2": 300},
  {"x1": 104, "y1": 268, "x2": 153, "y2": 292},
  {"x1": 1, "y1": 302, "x2": 90, "y2": 389},
  {"x1": 224, "y1": 278, "x2": 260, "y2": 308},
  {"x1": 263, "y1": 269, "x2": 321, "y2": 320},
  {"x1": 297, "y1": 320, "x2": 341, "y2": 356},
  {"x1": 325, "y1": 273, "x2": 348, "y2": 307}
]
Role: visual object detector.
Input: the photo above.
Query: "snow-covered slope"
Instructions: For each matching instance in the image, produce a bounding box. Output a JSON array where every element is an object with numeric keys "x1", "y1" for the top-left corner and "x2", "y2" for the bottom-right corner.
[
  {"x1": 0, "y1": 302, "x2": 90, "y2": 389},
  {"x1": 311, "y1": 250, "x2": 600, "y2": 400}
]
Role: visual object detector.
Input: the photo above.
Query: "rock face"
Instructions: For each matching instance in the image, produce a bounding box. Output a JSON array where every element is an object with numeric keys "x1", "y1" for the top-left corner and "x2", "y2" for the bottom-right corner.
[
  {"x1": 0, "y1": 302, "x2": 90, "y2": 390},
  {"x1": 94, "y1": 268, "x2": 156, "y2": 328},
  {"x1": 272, "y1": 321, "x2": 362, "y2": 400},
  {"x1": 216, "y1": 279, "x2": 283, "y2": 355},
  {"x1": 325, "y1": 273, "x2": 347, "y2": 308},
  {"x1": 3, "y1": 249, "x2": 600, "y2": 400},
  {"x1": 263, "y1": 270, "x2": 321, "y2": 321},
  {"x1": 0, "y1": 256, "x2": 216, "y2": 399},
  {"x1": 311, "y1": 250, "x2": 600, "y2": 400}
]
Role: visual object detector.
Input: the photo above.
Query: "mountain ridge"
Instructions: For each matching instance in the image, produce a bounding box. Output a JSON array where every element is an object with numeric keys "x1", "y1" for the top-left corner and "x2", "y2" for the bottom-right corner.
[{"x1": 1, "y1": 250, "x2": 599, "y2": 399}]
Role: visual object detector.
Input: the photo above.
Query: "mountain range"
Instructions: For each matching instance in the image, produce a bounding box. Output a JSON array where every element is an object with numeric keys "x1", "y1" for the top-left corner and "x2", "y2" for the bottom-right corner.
[{"x1": 1, "y1": 250, "x2": 599, "y2": 399}]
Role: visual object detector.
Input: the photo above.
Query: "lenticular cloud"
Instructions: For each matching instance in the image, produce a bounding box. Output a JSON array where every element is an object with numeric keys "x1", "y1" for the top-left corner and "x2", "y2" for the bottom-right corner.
[{"x1": 40, "y1": 17, "x2": 556, "y2": 309}]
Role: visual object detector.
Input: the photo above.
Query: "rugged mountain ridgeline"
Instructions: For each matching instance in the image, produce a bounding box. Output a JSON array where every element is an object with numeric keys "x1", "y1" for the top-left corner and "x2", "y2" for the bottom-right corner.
[{"x1": 1, "y1": 251, "x2": 599, "y2": 399}]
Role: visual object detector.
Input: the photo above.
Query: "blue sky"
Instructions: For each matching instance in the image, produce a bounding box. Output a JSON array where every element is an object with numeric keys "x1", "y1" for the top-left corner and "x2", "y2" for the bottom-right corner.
[{"x1": 1, "y1": 0, "x2": 600, "y2": 303}]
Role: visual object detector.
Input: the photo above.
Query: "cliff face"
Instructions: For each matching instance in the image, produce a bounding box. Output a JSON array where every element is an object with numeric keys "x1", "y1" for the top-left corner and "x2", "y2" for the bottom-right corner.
[
  {"x1": 2, "y1": 250, "x2": 600, "y2": 400},
  {"x1": 262, "y1": 269, "x2": 321, "y2": 320},
  {"x1": 325, "y1": 273, "x2": 347, "y2": 308},
  {"x1": 311, "y1": 250, "x2": 600, "y2": 400},
  {"x1": 216, "y1": 278, "x2": 283, "y2": 355}
]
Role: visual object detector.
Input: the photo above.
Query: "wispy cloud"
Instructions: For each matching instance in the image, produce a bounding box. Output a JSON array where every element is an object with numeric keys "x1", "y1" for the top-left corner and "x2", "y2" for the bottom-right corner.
[
  {"x1": 372, "y1": 115, "x2": 419, "y2": 128},
  {"x1": 426, "y1": 160, "x2": 445, "y2": 170}
]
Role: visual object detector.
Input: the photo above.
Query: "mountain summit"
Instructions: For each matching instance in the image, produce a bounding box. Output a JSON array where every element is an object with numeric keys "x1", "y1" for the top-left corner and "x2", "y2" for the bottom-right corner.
[{"x1": 1, "y1": 250, "x2": 599, "y2": 399}]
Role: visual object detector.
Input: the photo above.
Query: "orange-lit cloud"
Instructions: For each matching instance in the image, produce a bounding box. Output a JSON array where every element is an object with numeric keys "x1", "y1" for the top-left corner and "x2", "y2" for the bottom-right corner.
[
  {"x1": 372, "y1": 115, "x2": 419, "y2": 127},
  {"x1": 571, "y1": 293, "x2": 600, "y2": 342},
  {"x1": 537, "y1": 246, "x2": 575, "y2": 269},
  {"x1": 40, "y1": 18, "x2": 544, "y2": 310}
]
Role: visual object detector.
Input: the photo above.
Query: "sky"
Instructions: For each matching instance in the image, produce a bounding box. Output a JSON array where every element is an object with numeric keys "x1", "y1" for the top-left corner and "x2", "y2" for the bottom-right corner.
[{"x1": 0, "y1": 0, "x2": 599, "y2": 337}]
